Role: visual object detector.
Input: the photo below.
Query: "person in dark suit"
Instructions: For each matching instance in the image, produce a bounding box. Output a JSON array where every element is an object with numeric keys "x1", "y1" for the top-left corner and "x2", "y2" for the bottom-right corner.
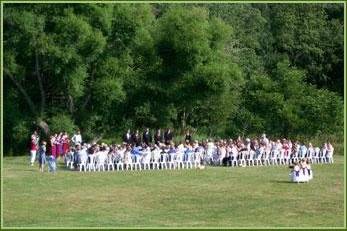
[
  {"x1": 185, "y1": 130, "x2": 192, "y2": 144},
  {"x1": 154, "y1": 129, "x2": 163, "y2": 145},
  {"x1": 132, "y1": 130, "x2": 141, "y2": 146},
  {"x1": 123, "y1": 129, "x2": 132, "y2": 144},
  {"x1": 142, "y1": 128, "x2": 152, "y2": 146},
  {"x1": 164, "y1": 128, "x2": 173, "y2": 145}
]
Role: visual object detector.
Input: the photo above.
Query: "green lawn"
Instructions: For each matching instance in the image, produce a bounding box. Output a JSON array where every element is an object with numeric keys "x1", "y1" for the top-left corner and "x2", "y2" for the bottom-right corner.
[{"x1": 2, "y1": 155, "x2": 345, "y2": 228}]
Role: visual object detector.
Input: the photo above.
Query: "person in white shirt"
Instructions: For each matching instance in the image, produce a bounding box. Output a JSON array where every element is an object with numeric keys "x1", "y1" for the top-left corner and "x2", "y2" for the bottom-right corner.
[{"x1": 71, "y1": 130, "x2": 82, "y2": 146}]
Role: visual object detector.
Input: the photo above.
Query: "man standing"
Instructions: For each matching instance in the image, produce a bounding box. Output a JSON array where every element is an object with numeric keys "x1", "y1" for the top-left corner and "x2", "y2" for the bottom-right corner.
[
  {"x1": 132, "y1": 130, "x2": 141, "y2": 146},
  {"x1": 164, "y1": 128, "x2": 173, "y2": 145},
  {"x1": 154, "y1": 129, "x2": 164, "y2": 146},
  {"x1": 142, "y1": 128, "x2": 152, "y2": 146},
  {"x1": 185, "y1": 130, "x2": 192, "y2": 144},
  {"x1": 123, "y1": 129, "x2": 132, "y2": 144}
]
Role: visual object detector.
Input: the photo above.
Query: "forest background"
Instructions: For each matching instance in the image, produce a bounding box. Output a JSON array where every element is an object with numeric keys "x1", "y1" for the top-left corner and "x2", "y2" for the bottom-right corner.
[{"x1": 3, "y1": 3, "x2": 344, "y2": 155}]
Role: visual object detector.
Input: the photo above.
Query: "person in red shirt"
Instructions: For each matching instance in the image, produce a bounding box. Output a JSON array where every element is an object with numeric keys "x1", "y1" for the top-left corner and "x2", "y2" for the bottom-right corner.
[
  {"x1": 56, "y1": 133, "x2": 63, "y2": 159},
  {"x1": 62, "y1": 132, "x2": 70, "y2": 156}
]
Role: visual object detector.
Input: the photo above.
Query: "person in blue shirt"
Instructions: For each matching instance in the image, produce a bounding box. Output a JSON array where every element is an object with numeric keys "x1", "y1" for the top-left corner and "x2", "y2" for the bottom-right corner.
[
  {"x1": 299, "y1": 143, "x2": 308, "y2": 158},
  {"x1": 38, "y1": 141, "x2": 47, "y2": 172},
  {"x1": 131, "y1": 145, "x2": 142, "y2": 162}
]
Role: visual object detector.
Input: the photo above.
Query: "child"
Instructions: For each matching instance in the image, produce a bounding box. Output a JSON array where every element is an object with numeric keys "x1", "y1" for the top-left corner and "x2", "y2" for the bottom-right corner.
[
  {"x1": 47, "y1": 155, "x2": 57, "y2": 173},
  {"x1": 307, "y1": 159, "x2": 313, "y2": 181},
  {"x1": 289, "y1": 161, "x2": 301, "y2": 183},
  {"x1": 38, "y1": 141, "x2": 47, "y2": 172}
]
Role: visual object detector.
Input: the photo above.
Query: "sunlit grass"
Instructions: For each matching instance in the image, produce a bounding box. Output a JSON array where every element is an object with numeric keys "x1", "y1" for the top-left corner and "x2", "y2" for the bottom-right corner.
[{"x1": 3, "y1": 155, "x2": 344, "y2": 227}]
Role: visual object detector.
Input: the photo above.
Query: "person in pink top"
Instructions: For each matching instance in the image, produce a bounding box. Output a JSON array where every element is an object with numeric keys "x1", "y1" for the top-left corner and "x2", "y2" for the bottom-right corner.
[
  {"x1": 50, "y1": 135, "x2": 57, "y2": 158},
  {"x1": 56, "y1": 133, "x2": 63, "y2": 159},
  {"x1": 62, "y1": 132, "x2": 70, "y2": 156}
]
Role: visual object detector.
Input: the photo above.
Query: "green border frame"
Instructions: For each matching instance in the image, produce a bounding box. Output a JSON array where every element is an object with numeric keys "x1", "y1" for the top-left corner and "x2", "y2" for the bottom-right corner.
[{"x1": 0, "y1": 1, "x2": 345, "y2": 229}]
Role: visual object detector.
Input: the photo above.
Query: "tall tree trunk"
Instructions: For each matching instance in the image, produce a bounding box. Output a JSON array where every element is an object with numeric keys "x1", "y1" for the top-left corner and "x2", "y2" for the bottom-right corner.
[
  {"x1": 181, "y1": 107, "x2": 186, "y2": 133},
  {"x1": 81, "y1": 94, "x2": 91, "y2": 110},
  {"x1": 68, "y1": 95, "x2": 74, "y2": 114},
  {"x1": 35, "y1": 51, "x2": 45, "y2": 118},
  {"x1": 5, "y1": 70, "x2": 37, "y2": 116},
  {"x1": 37, "y1": 119, "x2": 50, "y2": 135}
]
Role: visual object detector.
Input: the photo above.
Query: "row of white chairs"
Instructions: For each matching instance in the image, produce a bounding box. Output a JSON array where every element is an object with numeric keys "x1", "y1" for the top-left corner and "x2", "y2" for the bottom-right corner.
[
  {"x1": 65, "y1": 147, "x2": 334, "y2": 171},
  {"x1": 65, "y1": 150, "x2": 204, "y2": 172},
  {"x1": 208, "y1": 148, "x2": 334, "y2": 167}
]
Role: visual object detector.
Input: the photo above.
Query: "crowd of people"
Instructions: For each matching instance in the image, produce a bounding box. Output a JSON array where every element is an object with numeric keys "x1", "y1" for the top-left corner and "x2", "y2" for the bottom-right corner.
[
  {"x1": 29, "y1": 128, "x2": 335, "y2": 178},
  {"x1": 28, "y1": 129, "x2": 82, "y2": 172}
]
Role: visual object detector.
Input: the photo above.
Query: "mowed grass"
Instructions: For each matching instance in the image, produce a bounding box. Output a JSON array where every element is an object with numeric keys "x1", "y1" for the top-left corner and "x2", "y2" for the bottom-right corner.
[{"x1": 3, "y1": 155, "x2": 345, "y2": 228}]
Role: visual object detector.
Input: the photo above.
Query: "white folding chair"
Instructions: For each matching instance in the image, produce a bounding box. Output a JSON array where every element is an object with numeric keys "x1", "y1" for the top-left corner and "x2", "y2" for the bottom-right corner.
[
  {"x1": 262, "y1": 149, "x2": 270, "y2": 166},
  {"x1": 175, "y1": 151, "x2": 184, "y2": 169},
  {"x1": 193, "y1": 151, "x2": 202, "y2": 168},
  {"x1": 132, "y1": 154, "x2": 142, "y2": 171},
  {"x1": 106, "y1": 154, "x2": 115, "y2": 171},
  {"x1": 160, "y1": 153, "x2": 168, "y2": 170},
  {"x1": 96, "y1": 153, "x2": 107, "y2": 171},
  {"x1": 185, "y1": 151, "x2": 194, "y2": 169},
  {"x1": 87, "y1": 154, "x2": 96, "y2": 171},
  {"x1": 247, "y1": 150, "x2": 255, "y2": 166},
  {"x1": 141, "y1": 151, "x2": 152, "y2": 170},
  {"x1": 79, "y1": 154, "x2": 88, "y2": 172},
  {"x1": 124, "y1": 152, "x2": 133, "y2": 170},
  {"x1": 238, "y1": 151, "x2": 246, "y2": 166},
  {"x1": 254, "y1": 148, "x2": 263, "y2": 166},
  {"x1": 167, "y1": 153, "x2": 176, "y2": 169},
  {"x1": 152, "y1": 149, "x2": 161, "y2": 170}
]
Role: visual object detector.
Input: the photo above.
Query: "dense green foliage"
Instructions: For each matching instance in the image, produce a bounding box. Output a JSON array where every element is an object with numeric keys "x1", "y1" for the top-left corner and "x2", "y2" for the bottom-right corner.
[
  {"x1": 3, "y1": 156, "x2": 344, "y2": 227},
  {"x1": 3, "y1": 3, "x2": 344, "y2": 154}
]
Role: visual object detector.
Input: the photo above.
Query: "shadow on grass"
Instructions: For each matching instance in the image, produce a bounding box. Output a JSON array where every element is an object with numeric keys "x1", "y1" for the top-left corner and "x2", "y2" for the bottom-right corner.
[{"x1": 270, "y1": 180, "x2": 293, "y2": 184}]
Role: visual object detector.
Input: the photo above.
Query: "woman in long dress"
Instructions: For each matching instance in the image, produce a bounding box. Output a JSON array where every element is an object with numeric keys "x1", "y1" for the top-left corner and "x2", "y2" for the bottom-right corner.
[
  {"x1": 56, "y1": 133, "x2": 63, "y2": 159},
  {"x1": 62, "y1": 132, "x2": 70, "y2": 156},
  {"x1": 50, "y1": 135, "x2": 56, "y2": 158}
]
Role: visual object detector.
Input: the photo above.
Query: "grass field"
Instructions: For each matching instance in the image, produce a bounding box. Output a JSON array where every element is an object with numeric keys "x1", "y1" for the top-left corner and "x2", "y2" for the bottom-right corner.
[{"x1": 2, "y1": 155, "x2": 345, "y2": 228}]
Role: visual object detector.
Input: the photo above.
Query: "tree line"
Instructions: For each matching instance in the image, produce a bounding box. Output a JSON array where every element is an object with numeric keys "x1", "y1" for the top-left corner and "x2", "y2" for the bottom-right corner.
[{"x1": 3, "y1": 3, "x2": 344, "y2": 155}]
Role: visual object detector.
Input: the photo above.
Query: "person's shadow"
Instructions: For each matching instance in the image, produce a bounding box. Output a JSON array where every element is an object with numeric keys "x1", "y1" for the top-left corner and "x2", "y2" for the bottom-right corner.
[{"x1": 270, "y1": 180, "x2": 293, "y2": 184}]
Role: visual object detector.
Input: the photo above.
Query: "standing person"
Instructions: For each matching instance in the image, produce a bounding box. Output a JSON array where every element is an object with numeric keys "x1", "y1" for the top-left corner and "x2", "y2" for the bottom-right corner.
[
  {"x1": 29, "y1": 131, "x2": 39, "y2": 166},
  {"x1": 50, "y1": 135, "x2": 57, "y2": 158},
  {"x1": 132, "y1": 130, "x2": 141, "y2": 146},
  {"x1": 154, "y1": 129, "x2": 163, "y2": 146},
  {"x1": 38, "y1": 141, "x2": 47, "y2": 172},
  {"x1": 142, "y1": 128, "x2": 152, "y2": 146},
  {"x1": 123, "y1": 129, "x2": 132, "y2": 144},
  {"x1": 185, "y1": 130, "x2": 192, "y2": 144},
  {"x1": 56, "y1": 133, "x2": 63, "y2": 160},
  {"x1": 326, "y1": 142, "x2": 334, "y2": 163},
  {"x1": 164, "y1": 128, "x2": 173, "y2": 145},
  {"x1": 71, "y1": 130, "x2": 82, "y2": 146},
  {"x1": 62, "y1": 132, "x2": 70, "y2": 157}
]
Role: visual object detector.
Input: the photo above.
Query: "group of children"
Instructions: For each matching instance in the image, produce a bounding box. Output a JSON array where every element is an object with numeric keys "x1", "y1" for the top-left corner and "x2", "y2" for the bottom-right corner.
[
  {"x1": 29, "y1": 131, "x2": 51, "y2": 172},
  {"x1": 289, "y1": 159, "x2": 313, "y2": 183}
]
